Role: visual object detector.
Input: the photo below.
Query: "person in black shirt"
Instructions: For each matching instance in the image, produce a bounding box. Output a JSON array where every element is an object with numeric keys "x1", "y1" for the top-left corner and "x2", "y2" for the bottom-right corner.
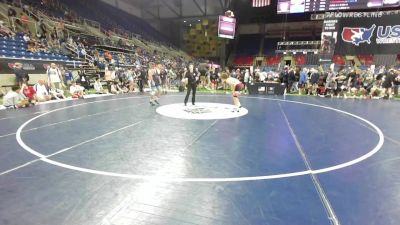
[
  {"x1": 136, "y1": 66, "x2": 146, "y2": 93},
  {"x1": 184, "y1": 64, "x2": 198, "y2": 106},
  {"x1": 14, "y1": 63, "x2": 28, "y2": 87},
  {"x1": 210, "y1": 68, "x2": 219, "y2": 92},
  {"x1": 382, "y1": 69, "x2": 396, "y2": 98}
]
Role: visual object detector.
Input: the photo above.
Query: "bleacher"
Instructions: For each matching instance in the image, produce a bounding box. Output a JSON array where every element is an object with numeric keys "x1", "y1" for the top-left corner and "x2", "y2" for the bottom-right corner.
[
  {"x1": 0, "y1": 35, "x2": 71, "y2": 61},
  {"x1": 58, "y1": 0, "x2": 169, "y2": 44}
]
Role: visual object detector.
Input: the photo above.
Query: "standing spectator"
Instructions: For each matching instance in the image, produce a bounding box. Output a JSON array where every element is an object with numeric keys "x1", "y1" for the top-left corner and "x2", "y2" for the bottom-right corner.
[
  {"x1": 47, "y1": 63, "x2": 63, "y2": 89},
  {"x1": 14, "y1": 62, "x2": 28, "y2": 87},
  {"x1": 148, "y1": 63, "x2": 160, "y2": 105},
  {"x1": 309, "y1": 68, "x2": 320, "y2": 95},
  {"x1": 137, "y1": 65, "x2": 146, "y2": 93},
  {"x1": 280, "y1": 66, "x2": 289, "y2": 92},
  {"x1": 393, "y1": 70, "x2": 400, "y2": 96},
  {"x1": 7, "y1": 6, "x2": 16, "y2": 19},
  {"x1": 210, "y1": 68, "x2": 219, "y2": 92},
  {"x1": 244, "y1": 69, "x2": 251, "y2": 93},
  {"x1": 298, "y1": 68, "x2": 308, "y2": 95},
  {"x1": 38, "y1": 19, "x2": 47, "y2": 36},
  {"x1": 126, "y1": 67, "x2": 135, "y2": 92},
  {"x1": 20, "y1": 13, "x2": 29, "y2": 30},
  {"x1": 382, "y1": 69, "x2": 396, "y2": 99},
  {"x1": 288, "y1": 68, "x2": 296, "y2": 94}
]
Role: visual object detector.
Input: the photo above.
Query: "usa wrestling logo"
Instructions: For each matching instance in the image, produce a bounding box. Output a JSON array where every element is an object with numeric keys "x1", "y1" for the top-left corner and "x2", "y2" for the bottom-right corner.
[{"x1": 341, "y1": 24, "x2": 376, "y2": 46}]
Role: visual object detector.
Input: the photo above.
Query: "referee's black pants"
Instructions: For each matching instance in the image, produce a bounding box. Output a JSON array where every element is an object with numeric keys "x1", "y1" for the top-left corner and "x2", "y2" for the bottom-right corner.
[{"x1": 184, "y1": 84, "x2": 197, "y2": 105}]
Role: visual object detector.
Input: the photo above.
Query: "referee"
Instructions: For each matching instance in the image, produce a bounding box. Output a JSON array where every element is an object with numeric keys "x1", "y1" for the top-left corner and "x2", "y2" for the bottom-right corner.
[{"x1": 184, "y1": 64, "x2": 198, "y2": 106}]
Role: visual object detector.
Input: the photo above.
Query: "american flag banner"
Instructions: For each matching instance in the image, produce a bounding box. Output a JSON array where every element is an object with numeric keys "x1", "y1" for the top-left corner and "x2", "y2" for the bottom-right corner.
[{"x1": 252, "y1": 0, "x2": 270, "y2": 7}]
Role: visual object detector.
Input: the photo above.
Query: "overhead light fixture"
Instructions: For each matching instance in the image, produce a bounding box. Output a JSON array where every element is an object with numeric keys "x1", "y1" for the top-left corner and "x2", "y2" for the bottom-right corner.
[
  {"x1": 189, "y1": 24, "x2": 192, "y2": 26},
  {"x1": 283, "y1": 52, "x2": 287, "y2": 55},
  {"x1": 198, "y1": 19, "x2": 201, "y2": 22},
  {"x1": 184, "y1": 20, "x2": 187, "y2": 23}
]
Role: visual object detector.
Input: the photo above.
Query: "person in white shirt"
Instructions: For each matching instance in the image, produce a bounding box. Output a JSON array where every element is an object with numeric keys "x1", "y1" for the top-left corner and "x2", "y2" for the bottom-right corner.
[
  {"x1": 23, "y1": 34, "x2": 30, "y2": 42},
  {"x1": 47, "y1": 63, "x2": 63, "y2": 89},
  {"x1": 34, "y1": 80, "x2": 52, "y2": 102},
  {"x1": 69, "y1": 81, "x2": 84, "y2": 98},
  {"x1": 94, "y1": 78, "x2": 107, "y2": 94},
  {"x1": 3, "y1": 86, "x2": 29, "y2": 108}
]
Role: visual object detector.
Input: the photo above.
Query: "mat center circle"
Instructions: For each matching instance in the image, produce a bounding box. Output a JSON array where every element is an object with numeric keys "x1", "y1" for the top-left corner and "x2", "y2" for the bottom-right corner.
[{"x1": 156, "y1": 102, "x2": 248, "y2": 120}]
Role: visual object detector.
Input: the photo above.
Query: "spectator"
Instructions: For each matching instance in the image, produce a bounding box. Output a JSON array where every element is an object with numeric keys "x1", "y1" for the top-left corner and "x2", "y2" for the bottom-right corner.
[
  {"x1": 78, "y1": 70, "x2": 90, "y2": 90},
  {"x1": 38, "y1": 19, "x2": 47, "y2": 36},
  {"x1": 280, "y1": 65, "x2": 289, "y2": 92},
  {"x1": 288, "y1": 68, "x2": 297, "y2": 94},
  {"x1": 298, "y1": 68, "x2": 308, "y2": 95},
  {"x1": 34, "y1": 79, "x2": 52, "y2": 102},
  {"x1": 14, "y1": 62, "x2": 28, "y2": 87},
  {"x1": 3, "y1": 86, "x2": 30, "y2": 109},
  {"x1": 69, "y1": 81, "x2": 84, "y2": 98},
  {"x1": 110, "y1": 81, "x2": 122, "y2": 94},
  {"x1": 309, "y1": 68, "x2": 320, "y2": 95},
  {"x1": 21, "y1": 81, "x2": 37, "y2": 104},
  {"x1": 94, "y1": 78, "x2": 107, "y2": 94},
  {"x1": 64, "y1": 68, "x2": 73, "y2": 85},
  {"x1": 47, "y1": 63, "x2": 63, "y2": 89},
  {"x1": 0, "y1": 20, "x2": 15, "y2": 37},
  {"x1": 7, "y1": 6, "x2": 16, "y2": 19},
  {"x1": 20, "y1": 13, "x2": 29, "y2": 30},
  {"x1": 49, "y1": 88, "x2": 66, "y2": 100}
]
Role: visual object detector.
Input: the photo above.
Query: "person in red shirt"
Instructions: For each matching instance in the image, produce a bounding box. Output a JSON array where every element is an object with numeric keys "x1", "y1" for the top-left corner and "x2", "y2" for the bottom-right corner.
[
  {"x1": 20, "y1": 13, "x2": 29, "y2": 30},
  {"x1": 21, "y1": 81, "x2": 37, "y2": 104}
]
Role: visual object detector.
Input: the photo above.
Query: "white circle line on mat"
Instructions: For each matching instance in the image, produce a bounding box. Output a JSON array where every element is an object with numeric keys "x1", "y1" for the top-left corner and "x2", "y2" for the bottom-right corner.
[{"x1": 15, "y1": 95, "x2": 384, "y2": 182}]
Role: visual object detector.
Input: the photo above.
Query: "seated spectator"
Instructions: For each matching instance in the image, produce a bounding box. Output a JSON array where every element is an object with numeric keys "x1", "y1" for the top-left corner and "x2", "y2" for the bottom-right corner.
[
  {"x1": 19, "y1": 13, "x2": 29, "y2": 30},
  {"x1": 69, "y1": 81, "x2": 84, "y2": 98},
  {"x1": 0, "y1": 21, "x2": 15, "y2": 37},
  {"x1": 94, "y1": 78, "x2": 107, "y2": 94},
  {"x1": 110, "y1": 81, "x2": 123, "y2": 94},
  {"x1": 3, "y1": 86, "x2": 30, "y2": 109},
  {"x1": 78, "y1": 70, "x2": 90, "y2": 90},
  {"x1": 23, "y1": 33, "x2": 31, "y2": 42},
  {"x1": 21, "y1": 81, "x2": 37, "y2": 104},
  {"x1": 49, "y1": 88, "x2": 66, "y2": 100},
  {"x1": 34, "y1": 79, "x2": 52, "y2": 102}
]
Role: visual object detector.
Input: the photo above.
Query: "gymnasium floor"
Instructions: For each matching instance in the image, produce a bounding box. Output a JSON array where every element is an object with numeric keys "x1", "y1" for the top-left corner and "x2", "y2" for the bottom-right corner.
[{"x1": 0, "y1": 93, "x2": 399, "y2": 225}]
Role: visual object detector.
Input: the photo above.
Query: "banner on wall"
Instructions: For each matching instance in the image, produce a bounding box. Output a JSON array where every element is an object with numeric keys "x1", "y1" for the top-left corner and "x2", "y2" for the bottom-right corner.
[
  {"x1": 319, "y1": 18, "x2": 339, "y2": 63},
  {"x1": 328, "y1": 11, "x2": 400, "y2": 55},
  {"x1": 0, "y1": 59, "x2": 67, "y2": 74}
]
